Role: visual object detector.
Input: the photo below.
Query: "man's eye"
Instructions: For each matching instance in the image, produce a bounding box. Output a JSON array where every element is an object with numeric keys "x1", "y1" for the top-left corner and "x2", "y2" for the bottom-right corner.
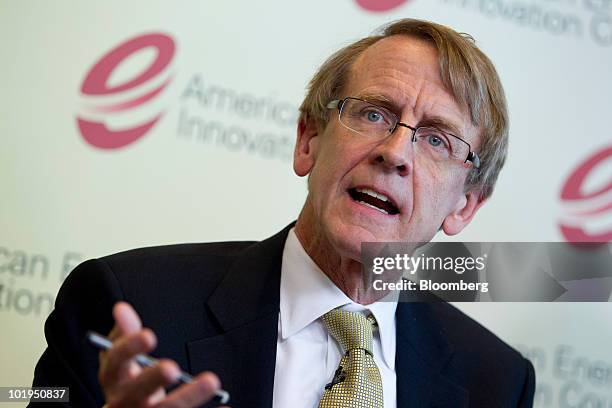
[
  {"x1": 426, "y1": 134, "x2": 449, "y2": 149},
  {"x1": 365, "y1": 110, "x2": 384, "y2": 122},
  {"x1": 428, "y1": 135, "x2": 442, "y2": 146}
]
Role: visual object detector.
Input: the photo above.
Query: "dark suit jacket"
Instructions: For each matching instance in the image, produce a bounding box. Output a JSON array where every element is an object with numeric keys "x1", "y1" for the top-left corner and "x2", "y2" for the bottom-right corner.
[{"x1": 30, "y1": 224, "x2": 535, "y2": 407}]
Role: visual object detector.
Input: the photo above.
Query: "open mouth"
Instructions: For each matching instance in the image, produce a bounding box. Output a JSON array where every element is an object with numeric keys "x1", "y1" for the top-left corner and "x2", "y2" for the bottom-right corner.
[{"x1": 348, "y1": 187, "x2": 399, "y2": 215}]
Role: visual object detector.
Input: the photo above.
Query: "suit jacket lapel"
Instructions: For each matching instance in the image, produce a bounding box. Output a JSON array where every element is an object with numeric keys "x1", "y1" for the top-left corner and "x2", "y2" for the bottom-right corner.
[
  {"x1": 396, "y1": 302, "x2": 469, "y2": 408},
  {"x1": 186, "y1": 224, "x2": 470, "y2": 408},
  {"x1": 187, "y1": 224, "x2": 293, "y2": 408}
]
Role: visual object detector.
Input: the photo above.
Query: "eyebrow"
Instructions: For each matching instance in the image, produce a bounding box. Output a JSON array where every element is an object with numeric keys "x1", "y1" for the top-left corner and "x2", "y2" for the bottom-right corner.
[
  {"x1": 353, "y1": 92, "x2": 403, "y2": 114},
  {"x1": 418, "y1": 116, "x2": 464, "y2": 140}
]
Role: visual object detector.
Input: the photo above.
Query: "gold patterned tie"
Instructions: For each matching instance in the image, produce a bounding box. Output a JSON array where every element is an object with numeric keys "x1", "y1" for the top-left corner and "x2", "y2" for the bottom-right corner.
[{"x1": 318, "y1": 309, "x2": 384, "y2": 408}]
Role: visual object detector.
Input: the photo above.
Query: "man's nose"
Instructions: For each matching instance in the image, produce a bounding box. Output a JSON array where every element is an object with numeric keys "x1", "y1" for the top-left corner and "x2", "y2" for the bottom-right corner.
[{"x1": 370, "y1": 125, "x2": 414, "y2": 177}]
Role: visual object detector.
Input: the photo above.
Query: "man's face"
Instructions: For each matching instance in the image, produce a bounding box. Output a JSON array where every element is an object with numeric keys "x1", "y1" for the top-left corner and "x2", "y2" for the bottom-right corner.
[{"x1": 294, "y1": 35, "x2": 483, "y2": 260}]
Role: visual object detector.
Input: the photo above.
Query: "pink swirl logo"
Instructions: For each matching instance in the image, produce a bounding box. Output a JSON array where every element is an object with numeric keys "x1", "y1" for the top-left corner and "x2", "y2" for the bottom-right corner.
[
  {"x1": 559, "y1": 146, "x2": 612, "y2": 242},
  {"x1": 355, "y1": 0, "x2": 408, "y2": 12},
  {"x1": 76, "y1": 33, "x2": 175, "y2": 149}
]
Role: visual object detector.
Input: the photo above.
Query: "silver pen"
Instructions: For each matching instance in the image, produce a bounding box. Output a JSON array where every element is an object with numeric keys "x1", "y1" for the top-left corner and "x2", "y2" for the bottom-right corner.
[{"x1": 87, "y1": 331, "x2": 230, "y2": 404}]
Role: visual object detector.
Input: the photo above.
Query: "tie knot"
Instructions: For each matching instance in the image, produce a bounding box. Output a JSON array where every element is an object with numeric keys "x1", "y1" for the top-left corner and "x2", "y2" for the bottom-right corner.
[{"x1": 321, "y1": 309, "x2": 376, "y2": 355}]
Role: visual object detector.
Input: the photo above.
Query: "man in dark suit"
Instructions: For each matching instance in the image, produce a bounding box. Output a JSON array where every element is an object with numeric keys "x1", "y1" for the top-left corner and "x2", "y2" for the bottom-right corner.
[{"x1": 31, "y1": 19, "x2": 535, "y2": 407}]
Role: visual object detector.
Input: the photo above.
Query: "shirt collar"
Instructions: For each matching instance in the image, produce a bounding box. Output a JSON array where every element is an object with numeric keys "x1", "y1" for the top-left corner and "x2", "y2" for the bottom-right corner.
[{"x1": 280, "y1": 228, "x2": 397, "y2": 368}]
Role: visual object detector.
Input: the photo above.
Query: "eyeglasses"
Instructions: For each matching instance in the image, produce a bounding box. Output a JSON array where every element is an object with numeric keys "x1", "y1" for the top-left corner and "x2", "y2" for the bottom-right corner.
[{"x1": 326, "y1": 97, "x2": 480, "y2": 169}]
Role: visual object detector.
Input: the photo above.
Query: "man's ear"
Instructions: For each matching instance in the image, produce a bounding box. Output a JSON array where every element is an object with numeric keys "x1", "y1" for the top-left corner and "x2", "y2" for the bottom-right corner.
[
  {"x1": 293, "y1": 114, "x2": 321, "y2": 177},
  {"x1": 442, "y1": 189, "x2": 486, "y2": 235}
]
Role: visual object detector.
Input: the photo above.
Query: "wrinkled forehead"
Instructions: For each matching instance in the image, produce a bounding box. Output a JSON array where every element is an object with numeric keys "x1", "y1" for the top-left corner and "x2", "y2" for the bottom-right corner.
[
  {"x1": 344, "y1": 35, "x2": 479, "y2": 146},
  {"x1": 350, "y1": 36, "x2": 444, "y2": 91}
]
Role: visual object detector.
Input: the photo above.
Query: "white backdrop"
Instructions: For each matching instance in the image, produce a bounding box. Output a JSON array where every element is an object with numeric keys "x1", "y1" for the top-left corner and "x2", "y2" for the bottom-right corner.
[{"x1": 1, "y1": 1, "x2": 611, "y2": 407}]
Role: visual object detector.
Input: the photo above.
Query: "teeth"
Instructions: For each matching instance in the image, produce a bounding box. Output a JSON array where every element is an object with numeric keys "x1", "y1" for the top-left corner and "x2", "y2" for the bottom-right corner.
[
  {"x1": 357, "y1": 200, "x2": 389, "y2": 215},
  {"x1": 356, "y1": 188, "x2": 389, "y2": 202}
]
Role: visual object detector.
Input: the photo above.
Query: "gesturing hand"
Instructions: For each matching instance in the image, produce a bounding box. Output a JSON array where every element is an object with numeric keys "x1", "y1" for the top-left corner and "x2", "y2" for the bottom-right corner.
[{"x1": 98, "y1": 302, "x2": 227, "y2": 408}]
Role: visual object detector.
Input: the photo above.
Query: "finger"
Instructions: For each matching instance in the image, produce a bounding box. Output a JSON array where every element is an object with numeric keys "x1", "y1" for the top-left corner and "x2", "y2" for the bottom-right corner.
[
  {"x1": 99, "y1": 350, "x2": 141, "y2": 379},
  {"x1": 107, "y1": 359, "x2": 180, "y2": 406},
  {"x1": 99, "y1": 353, "x2": 142, "y2": 381},
  {"x1": 155, "y1": 372, "x2": 221, "y2": 408},
  {"x1": 99, "y1": 326, "x2": 118, "y2": 366},
  {"x1": 112, "y1": 302, "x2": 142, "y2": 335},
  {"x1": 99, "y1": 329, "x2": 156, "y2": 388},
  {"x1": 100, "y1": 304, "x2": 140, "y2": 367},
  {"x1": 106, "y1": 325, "x2": 119, "y2": 342}
]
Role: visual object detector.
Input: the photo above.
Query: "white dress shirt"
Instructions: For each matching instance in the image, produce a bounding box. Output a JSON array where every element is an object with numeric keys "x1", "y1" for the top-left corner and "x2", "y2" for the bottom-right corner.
[{"x1": 272, "y1": 229, "x2": 398, "y2": 408}]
